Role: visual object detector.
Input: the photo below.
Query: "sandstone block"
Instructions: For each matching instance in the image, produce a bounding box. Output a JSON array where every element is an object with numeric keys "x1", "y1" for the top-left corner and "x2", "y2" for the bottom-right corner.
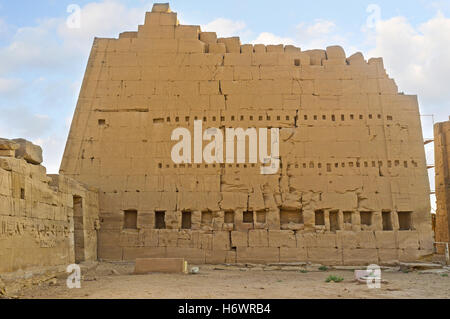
[
  {"x1": 0, "y1": 138, "x2": 19, "y2": 150},
  {"x1": 279, "y1": 247, "x2": 307, "y2": 262},
  {"x1": 134, "y1": 258, "x2": 187, "y2": 274},
  {"x1": 231, "y1": 231, "x2": 248, "y2": 247},
  {"x1": 268, "y1": 230, "x2": 296, "y2": 248},
  {"x1": 0, "y1": 149, "x2": 15, "y2": 157},
  {"x1": 175, "y1": 25, "x2": 200, "y2": 39},
  {"x1": 152, "y1": 3, "x2": 171, "y2": 13},
  {"x1": 166, "y1": 247, "x2": 205, "y2": 264},
  {"x1": 217, "y1": 37, "x2": 241, "y2": 53},
  {"x1": 248, "y1": 229, "x2": 269, "y2": 247},
  {"x1": 307, "y1": 248, "x2": 342, "y2": 265},
  {"x1": 12, "y1": 139, "x2": 43, "y2": 165},
  {"x1": 347, "y1": 52, "x2": 365, "y2": 65},
  {"x1": 208, "y1": 43, "x2": 226, "y2": 54},
  {"x1": 236, "y1": 247, "x2": 279, "y2": 263},
  {"x1": 397, "y1": 231, "x2": 420, "y2": 249},
  {"x1": 343, "y1": 248, "x2": 379, "y2": 265},
  {"x1": 213, "y1": 231, "x2": 231, "y2": 250},
  {"x1": 377, "y1": 248, "x2": 399, "y2": 264},
  {"x1": 326, "y1": 45, "x2": 346, "y2": 59},
  {"x1": 199, "y1": 32, "x2": 217, "y2": 44}
]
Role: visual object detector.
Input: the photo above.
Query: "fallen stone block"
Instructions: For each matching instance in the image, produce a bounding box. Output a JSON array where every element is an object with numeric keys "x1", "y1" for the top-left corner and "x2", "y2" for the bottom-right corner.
[
  {"x1": 134, "y1": 258, "x2": 187, "y2": 274},
  {"x1": 12, "y1": 139, "x2": 43, "y2": 165}
]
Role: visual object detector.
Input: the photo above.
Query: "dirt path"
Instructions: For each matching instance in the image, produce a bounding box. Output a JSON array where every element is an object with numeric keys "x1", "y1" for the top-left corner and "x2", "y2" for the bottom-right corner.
[{"x1": 12, "y1": 263, "x2": 450, "y2": 299}]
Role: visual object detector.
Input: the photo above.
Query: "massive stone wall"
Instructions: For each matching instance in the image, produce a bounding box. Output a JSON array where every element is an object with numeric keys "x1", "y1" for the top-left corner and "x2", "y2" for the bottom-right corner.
[
  {"x1": 60, "y1": 3, "x2": 433, "y2": 265},
  {"x1": 435, "y1": 120, "x2": 450, "y2": 252},
  {"x1": 0, "y1": 139, "x2": 99, "y2": 273}
]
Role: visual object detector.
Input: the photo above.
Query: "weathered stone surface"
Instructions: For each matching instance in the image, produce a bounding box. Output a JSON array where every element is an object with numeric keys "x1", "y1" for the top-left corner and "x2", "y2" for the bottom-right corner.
[
  {"x1": 0, "y1": 155, "x2": 99, "y2": 273},
  {"x1": 12, "y1": 139, "x2": 43, "y2": 165},
  {"x1": 434, "y1": 120, "x2": 450, "y2": 255},
  {"x1": 54, "y1": 3, "x2": 433, "y2": 266},
  {"x1": 134, "y1": 257, "x2": 186, "y2": 274},
  {"x1": 0, "y1": 138, "x2": 19, "y2": 150}
]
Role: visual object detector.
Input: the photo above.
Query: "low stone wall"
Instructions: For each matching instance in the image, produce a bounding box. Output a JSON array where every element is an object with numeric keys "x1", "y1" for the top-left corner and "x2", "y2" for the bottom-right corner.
[{"x1": 0, "y1": 139, "x2": 99, "y2": 273}]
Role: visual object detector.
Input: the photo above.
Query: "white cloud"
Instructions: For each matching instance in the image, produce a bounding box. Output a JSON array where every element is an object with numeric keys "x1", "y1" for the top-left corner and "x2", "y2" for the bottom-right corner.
[
  {"x1": 298, "y1": 19, "x2": 336, "y2": 37},
  {"x1": 57, "y1": 0, "x2": 150, "y2": 52},
  {"x1": 296, "y1": 19, "x2": 347, "y2": 50},
  {"x1": 202, "y1": 18, "x2": 249, "y2": 38},
  {"x1": 0, "y1": 0, "x2": 153, "y2": 172},
  {"x1": 368, "y1": 12, "x2": 450, "y2": 123},
  {"x1": 365, "y1": 12, "x2": 450, "y2": 213},
  {"x1": 0, "y1": 77, "x2": 24, "y2": 96},
  {"x1": 251, "y1": 32, "x2": 296, "y2": 45},
  {"x1": 0, "y1": 0, "x2": 152, "y2": 74},
  {"x1": 0, "y1": 105, "x2": 53, "y2": 138}
]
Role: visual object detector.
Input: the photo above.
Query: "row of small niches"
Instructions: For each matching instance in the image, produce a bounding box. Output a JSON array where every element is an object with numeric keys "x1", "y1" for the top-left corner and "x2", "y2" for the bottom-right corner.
[
  {"x1": 151, "y1": 113, "x2": 394, "y2": 124},
  {"x1": 157, "y1": 160, "x2": 419, "y2": 169}
]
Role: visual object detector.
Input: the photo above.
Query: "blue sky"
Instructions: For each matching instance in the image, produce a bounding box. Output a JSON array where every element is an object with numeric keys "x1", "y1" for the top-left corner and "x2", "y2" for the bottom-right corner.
[{"x1": 1, "y1": 0, "x2": 449, "y2": 211}]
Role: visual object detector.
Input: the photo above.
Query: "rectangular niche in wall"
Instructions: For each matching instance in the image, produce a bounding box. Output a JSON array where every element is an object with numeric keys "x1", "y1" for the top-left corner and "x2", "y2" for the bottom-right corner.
[
  {"x1": 123, "y1": 210, "x2": 138, "y2": 230},
  {"x1": 243, "y1": 211, "x2": 254, "y2": 223},
  {"x1": 329, "y1": 210, "x2": 340, "y2": 232},
  {"x1": 280, "y1": 209, "x2": 303, "y2": 226},
  {"x1": 224, "y1": 211, "x2": 235, "y2": 224},
  {"x1": 256, "y1": 210, "x2": 266, "y2": 223},
  {"x1": 155, "y1": 211, "x2": 166, "y2": 229},
  {"x1": 201, "y1": 210, "x2": 213, "y2": 225},
  {"x1": 382, "y1": 211, "x2": 393, "y2": 231},
  {"x1": 181, "y1": 211, "x2": 192, "y2": 229},
  {"x1": 73, "y1": 195, "x2": 85, "y2": 263},
  {"x1": 315, "y1": 210, "x2": 325, "y2": 226},
  {"x1": 360, "y1": 211, "x2": 373, "y2": 230},
  {"x1": 343, "y1": 211, "x2": 353, "y2": 223},
  {"x1": 398, "y1": 211, "x2": 413, "y2": 231}
]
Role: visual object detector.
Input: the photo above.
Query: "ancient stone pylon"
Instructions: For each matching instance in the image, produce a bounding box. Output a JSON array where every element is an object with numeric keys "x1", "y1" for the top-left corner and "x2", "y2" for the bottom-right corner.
[{"x1": 60, "y1": 3, "x2": 433, "y2": 265}]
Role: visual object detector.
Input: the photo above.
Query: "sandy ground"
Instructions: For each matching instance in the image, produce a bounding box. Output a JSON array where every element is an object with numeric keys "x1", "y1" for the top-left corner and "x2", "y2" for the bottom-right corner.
[{"x1": 6, "y1": 262, "x2": 449, "y2": 299}]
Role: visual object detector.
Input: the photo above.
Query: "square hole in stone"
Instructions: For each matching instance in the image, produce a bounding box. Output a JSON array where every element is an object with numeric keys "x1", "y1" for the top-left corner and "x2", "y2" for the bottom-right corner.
[
  {"x1": 315, "y1": 210, "x2": 325, "y2": 226},
  {"x1": 343, "y1": 211, "x2": 353, "y2": 224},
  {"x1": 382, "y1": 211, "x2": 393, "y2": 231},
  {"x1": 155, "y1": 211, "x2": 166, "y2": 229},
  {"x1": 280, "y1": 209, "x2": 303, "y2": 224},
  {"x1": 398, "y1": 211, "x2": 412, "y2": 230},
  {"x1": 329, "y1": 210, "x2": 340, "y2": 232},
  {"x1": 243, "y1": 211, "x2": 254, "y2": 223},
  {"x1": 360, "y1": 211, "x2": 372, "y2": 226},
  {"x1": 181, "y1": 211, "x2": 192, "y2": 229}
]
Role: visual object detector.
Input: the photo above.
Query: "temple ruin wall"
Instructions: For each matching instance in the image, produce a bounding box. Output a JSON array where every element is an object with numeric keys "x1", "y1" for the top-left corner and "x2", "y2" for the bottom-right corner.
[
  {"x1": 58, "y1": 3, "x2": 433, "y2": 265},
  {"x1": 0, "y1": 140, "x2": 99, "y2": 273}
]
